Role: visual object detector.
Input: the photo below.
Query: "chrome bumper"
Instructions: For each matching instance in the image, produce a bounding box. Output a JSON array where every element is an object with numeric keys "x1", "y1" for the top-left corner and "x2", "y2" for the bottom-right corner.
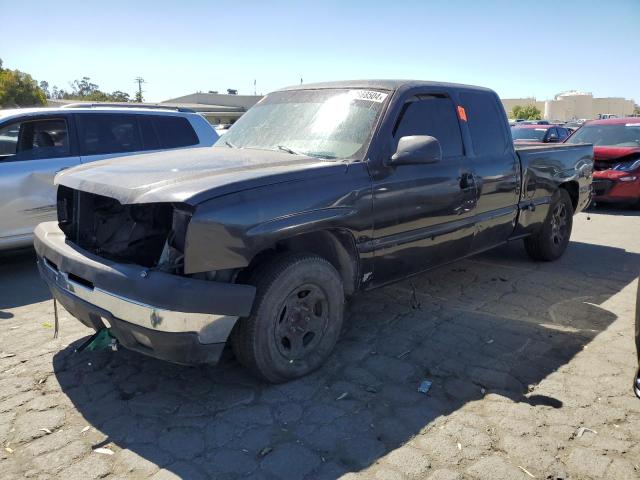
[{"x1": 39, "y1": 257, "x2": 237, "y2": 343}]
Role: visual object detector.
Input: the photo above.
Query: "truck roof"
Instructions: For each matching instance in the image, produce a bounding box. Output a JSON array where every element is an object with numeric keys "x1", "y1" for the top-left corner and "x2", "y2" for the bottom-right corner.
[{"x1": 277, "y1": 79, "x2": 494, "y2": 93}]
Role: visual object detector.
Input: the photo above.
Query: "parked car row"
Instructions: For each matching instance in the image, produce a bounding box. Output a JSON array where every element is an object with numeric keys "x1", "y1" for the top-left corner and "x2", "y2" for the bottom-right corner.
[
  {"x1": 566, "y1": 118, "x2": 640, "y2": 208},
  {"x1": 0, "y1": 106, "x2": 219, "y2": 250},
  {"x1": 510, "y1": 117, "x2": 640, "y2": 208}
]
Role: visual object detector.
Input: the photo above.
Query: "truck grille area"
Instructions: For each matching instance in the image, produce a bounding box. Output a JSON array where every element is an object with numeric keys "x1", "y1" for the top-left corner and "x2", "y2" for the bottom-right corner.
[{"x1": 57, "y1": 186, "x2": 176, "y2": 268}]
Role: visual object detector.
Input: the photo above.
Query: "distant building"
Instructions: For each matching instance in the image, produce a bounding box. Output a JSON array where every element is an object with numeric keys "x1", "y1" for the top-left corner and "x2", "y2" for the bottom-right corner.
[
  {"x1": 161, "y1": 92, "x2": 263, "y2": 125},
  {"x1": 502, "y1": 91, "x2": 636, "y2": 121}
]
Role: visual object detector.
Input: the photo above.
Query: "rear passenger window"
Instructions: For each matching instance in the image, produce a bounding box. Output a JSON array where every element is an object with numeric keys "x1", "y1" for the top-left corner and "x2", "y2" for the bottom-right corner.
[
  {"x1": 152, "y1": 116, "x2": 199, "y2": 148},
  {"x1": 459, "y1": 91, "x2": 509, "y2": 156},
  {"x1": 393, "y1": 95, "x2": 464, "y2": 158},
  {"x1": 77, "y1": 114, "x2": 142, "y2": 155}
]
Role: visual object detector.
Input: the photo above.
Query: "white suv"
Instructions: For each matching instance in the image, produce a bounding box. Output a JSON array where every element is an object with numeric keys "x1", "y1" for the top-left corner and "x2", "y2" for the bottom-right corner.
[{"x1": 0, "y1": 105, "x2": 218, "y2": 250}]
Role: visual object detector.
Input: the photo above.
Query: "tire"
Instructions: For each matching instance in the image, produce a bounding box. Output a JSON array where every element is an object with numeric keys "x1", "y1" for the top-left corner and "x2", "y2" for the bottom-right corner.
[
  {"x1": 524, "y1": 189, "x2": 574, "y2": 261},
  {"x1": 231, "y1": 253, "x2": 344, "y2": 383}
]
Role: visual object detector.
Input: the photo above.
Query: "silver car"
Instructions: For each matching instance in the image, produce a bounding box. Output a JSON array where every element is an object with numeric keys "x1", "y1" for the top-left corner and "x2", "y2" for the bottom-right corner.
[{"x1": 0, "y1": 105, "x2": 218, "y2": 250}]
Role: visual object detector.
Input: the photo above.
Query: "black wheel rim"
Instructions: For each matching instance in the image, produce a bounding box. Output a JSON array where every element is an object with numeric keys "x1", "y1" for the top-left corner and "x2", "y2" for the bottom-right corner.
[
  {"x1": 274, "y1": 284, "x2": 329, "y2": 361},
  {"x1": 550, "y1": 202, "x2": 568, "y2": 245}
]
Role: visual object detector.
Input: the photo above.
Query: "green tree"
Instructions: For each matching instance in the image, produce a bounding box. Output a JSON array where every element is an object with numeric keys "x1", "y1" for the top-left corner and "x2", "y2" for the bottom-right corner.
[
  {"x1": 59, "y1": 77, "x2": 132, "y2": 102},
  {"x1": 134, "y1": 90, "x2": 144, "y2": 103},
  {"x1": 511, "y1": 104, "x2": 542, "y2": 120},
  {"x1": 108, "y1": 91, "x2": 131, "y2": 102},
  {"x1": 0, "y1": 59, "x2": 47, "y2": 107}
]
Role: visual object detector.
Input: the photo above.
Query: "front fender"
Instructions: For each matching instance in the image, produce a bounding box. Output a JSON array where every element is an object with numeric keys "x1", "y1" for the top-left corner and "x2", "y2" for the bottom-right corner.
[{"x1": 182, "y1": 165, "x2": 373, "y2": 275}]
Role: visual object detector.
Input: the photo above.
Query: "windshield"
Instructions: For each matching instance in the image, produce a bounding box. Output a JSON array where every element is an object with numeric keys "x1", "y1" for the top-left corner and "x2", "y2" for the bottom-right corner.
[
  {"x1": 214, "y1": 88, "x2": 388, "y2": 160},
  {"x1": 566, "y1": 124, "x2": 640, "y2": 147},
  {"x1": 511, "y1": 127, "x2": 548, "y2": 142}
]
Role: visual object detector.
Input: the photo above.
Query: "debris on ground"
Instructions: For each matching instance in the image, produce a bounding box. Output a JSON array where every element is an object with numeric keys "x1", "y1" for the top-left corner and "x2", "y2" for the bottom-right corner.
[
  {"x1": 365, "y1": 386, "x2": 378, "y2": 393},
  {"x1": 0, "y1": 352, "x2": 16, "y2": 359},
  {"x1": 418, "y1": 379, "x2": 433, "y2": 394},
  {"x1": 5, "y1": 447, "x2": 14, "y2": 454},
  {"x1": 80, "y1": 426, "x2": 91, "y2": 434},
  {"x1": 397, "y1": 350, "x2": 411, "y2": 359},
  {"x1": 574, "y1": 426, "x2": 597, "y2": 438},
  {"x1": 336, "y1": 392, "x2": 348, "y2": 400},
  {"x1": 41, "y1": 322, "x2": 53, "y2": 329},
  {"x1": 518, "y1": 465, "x2": 536, "y2": 478},
  {"x1": 38, "y1": 428, "x2": 52, "y2": 434},
  {"x1": 76, "y1": 329, "x2": 116, "y2": 352},
  {"x1": 93, "y1": 447, "x2": 114, "y2": 455}
]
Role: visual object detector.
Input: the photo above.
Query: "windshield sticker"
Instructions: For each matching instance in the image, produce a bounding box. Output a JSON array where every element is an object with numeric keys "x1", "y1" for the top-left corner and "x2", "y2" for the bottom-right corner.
[{"x1": 351, "y1": 90, "x2": 388, "y2": 103}]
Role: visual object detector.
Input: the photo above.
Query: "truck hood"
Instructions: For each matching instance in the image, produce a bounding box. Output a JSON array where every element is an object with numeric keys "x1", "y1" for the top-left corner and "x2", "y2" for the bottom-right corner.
[
  {"x1": 55, "y1": 147, "x2": 340, "y2": 205},
  {"x1": 594, "y1": 146, "x2": 640, "y2": 162}
]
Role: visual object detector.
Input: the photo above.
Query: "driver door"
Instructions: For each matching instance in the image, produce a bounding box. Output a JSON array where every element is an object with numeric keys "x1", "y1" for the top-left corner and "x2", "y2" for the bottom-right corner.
[{"x1": 369, "y1": 91, "x2": 478, "y2": 285}]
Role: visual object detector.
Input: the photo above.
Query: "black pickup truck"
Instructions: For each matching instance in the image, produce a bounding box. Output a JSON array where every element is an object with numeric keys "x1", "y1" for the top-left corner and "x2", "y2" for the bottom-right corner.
[{"x1": 34, "y1": 80, "x2": 593, "y2": 382}]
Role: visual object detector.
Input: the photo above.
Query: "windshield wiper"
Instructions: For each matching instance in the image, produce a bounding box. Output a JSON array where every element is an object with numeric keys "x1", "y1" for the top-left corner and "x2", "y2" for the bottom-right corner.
[
  {"x1": 277, "y1": 145, "x2": 306, "y2": 156},
  {"x1": 225, "y1": 140, "x2": 238, "y2": 148}
]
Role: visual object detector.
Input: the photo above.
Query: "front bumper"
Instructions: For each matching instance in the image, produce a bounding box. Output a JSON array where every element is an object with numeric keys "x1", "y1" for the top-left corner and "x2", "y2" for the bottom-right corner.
[
  {"x1": 592, "y1": 172, "x2": 640, "y2": 204},
  {"x1": 34, "y1": 222, "x2": 256, "y2": 365}
]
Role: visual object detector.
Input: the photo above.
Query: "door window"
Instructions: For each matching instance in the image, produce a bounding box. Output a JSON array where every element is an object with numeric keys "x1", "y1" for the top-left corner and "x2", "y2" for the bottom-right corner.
[
  {"x1": 0, "y1": 118, "x2": 70, "y2": 161},
  {"x1": 393, "y1": 95, "x2": 464, "y2": 158},
  {"x1": 557, "y1": 127, "x2": 569, "y2": 140},
  {"x1": 77, "y1": 114, "x2": 142, "y2": 155},
  {"x1": 459, "y1": 91, "x2": 509, "y2": 155}
]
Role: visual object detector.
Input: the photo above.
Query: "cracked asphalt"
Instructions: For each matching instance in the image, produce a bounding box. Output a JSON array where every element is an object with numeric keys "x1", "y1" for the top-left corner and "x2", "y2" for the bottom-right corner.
[{"x1": 0, "y1": 208, "x2": 639, "y2": 480}]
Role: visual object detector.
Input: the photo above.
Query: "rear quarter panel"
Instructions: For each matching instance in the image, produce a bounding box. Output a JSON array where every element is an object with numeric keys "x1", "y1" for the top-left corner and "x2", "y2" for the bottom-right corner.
[{"x1": 514, "y1": 144, "x2": 593, "y2": 235}]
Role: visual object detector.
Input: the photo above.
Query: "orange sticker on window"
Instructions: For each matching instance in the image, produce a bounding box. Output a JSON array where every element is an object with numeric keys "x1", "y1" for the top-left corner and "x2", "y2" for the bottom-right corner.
[{"x1": 457, "y1": 106, "x2": 467, "y2": 122}]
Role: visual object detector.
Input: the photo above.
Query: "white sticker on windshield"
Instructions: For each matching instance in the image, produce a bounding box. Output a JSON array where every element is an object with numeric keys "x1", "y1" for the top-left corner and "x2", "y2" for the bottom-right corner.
[{"x1": 351, "y1": 90, "x2": 388, "y2": 103}]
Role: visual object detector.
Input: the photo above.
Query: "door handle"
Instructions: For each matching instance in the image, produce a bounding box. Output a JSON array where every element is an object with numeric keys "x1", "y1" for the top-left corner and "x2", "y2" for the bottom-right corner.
[{"x1": 459, "y1": 172, "x2": 476, "y2": 190}]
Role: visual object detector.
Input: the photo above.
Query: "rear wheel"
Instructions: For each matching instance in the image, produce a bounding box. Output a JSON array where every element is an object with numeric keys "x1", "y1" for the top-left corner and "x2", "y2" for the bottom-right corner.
[
  {"x1": 524, "y1": 189, "x2": 574, "y2": 261},
  {"x1": 231, "y1": 253, "x2": 344, "y2": 383}
]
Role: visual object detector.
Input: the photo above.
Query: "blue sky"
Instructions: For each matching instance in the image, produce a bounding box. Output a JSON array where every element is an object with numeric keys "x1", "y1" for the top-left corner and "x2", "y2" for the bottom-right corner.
[{"x1": 2, "y1": 0, "x2": 638, "y2": 103}]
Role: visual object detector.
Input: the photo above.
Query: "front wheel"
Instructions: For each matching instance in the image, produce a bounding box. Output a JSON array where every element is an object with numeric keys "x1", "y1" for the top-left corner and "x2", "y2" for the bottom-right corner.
[
  {"x1": 231, "y1": 253, "x2": 344, "y2": 383},
  {"x1": 524, "y1": 189, "x2": 574, "y2": 261}
]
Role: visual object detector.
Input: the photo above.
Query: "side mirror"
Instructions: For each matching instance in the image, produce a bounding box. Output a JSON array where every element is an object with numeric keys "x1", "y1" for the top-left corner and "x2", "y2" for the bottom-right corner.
[
  {"x1": 390, "y1": 135, "x2": 442, "y2": 165},
  {"x1": 546, "y1": 134, "x2": 559, "y2": 143}
]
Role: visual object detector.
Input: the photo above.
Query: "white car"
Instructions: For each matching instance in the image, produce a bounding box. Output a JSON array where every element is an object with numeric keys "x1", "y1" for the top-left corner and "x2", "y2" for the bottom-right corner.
[{"x1": 0, "y1": 105, "x2": 218, "y2": 250}]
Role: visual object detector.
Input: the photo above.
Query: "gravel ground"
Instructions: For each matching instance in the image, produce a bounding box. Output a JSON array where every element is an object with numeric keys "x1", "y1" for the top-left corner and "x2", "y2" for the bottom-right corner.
[{"x1": 0, "y1": 208, "x2": 639, "y2": 480}]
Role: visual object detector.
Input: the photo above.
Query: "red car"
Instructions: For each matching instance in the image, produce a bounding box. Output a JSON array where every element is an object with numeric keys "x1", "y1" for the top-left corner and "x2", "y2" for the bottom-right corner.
[
  {"x1": 511, "y1": 124, "x2": 571, "y2": 145},
  {"x1": 566, "y1": 118, "x2": 640, "y2": 207}
]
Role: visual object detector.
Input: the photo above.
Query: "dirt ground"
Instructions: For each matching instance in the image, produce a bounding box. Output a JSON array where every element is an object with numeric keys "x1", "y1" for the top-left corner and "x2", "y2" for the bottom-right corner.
[{"x1": 0, "y1": 208, "x2": 639, "y2": 480}]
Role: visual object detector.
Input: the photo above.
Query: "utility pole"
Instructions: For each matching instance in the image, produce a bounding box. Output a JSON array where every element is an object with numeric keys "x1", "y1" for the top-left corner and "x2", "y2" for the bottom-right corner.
[{"x1": 134, "y1": 77, "x2": 145, "y2": 103}]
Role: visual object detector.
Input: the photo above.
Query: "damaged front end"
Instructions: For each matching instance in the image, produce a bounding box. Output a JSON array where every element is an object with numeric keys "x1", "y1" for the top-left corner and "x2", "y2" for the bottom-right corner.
[
  {"x1": 56, "y1": 185, "x2": 190, "y2": 273},
  {"x1": 33, "y1": 186, "x2": 256, "y2": 365}
]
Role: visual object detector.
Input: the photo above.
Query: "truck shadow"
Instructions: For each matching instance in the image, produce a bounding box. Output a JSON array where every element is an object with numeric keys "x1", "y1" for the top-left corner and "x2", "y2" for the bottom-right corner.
[{"x1": 51, "y1": 240, "x2": 639, "y2": 479}]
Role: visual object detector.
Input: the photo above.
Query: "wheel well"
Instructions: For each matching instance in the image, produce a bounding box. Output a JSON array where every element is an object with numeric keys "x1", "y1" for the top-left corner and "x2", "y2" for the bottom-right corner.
[
  {"x1": 243, "y1": 230, "x2": 360, "y2": 296},
  {"x1": 559, "y1": 181, "x2": 579, "y2": 212}
]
